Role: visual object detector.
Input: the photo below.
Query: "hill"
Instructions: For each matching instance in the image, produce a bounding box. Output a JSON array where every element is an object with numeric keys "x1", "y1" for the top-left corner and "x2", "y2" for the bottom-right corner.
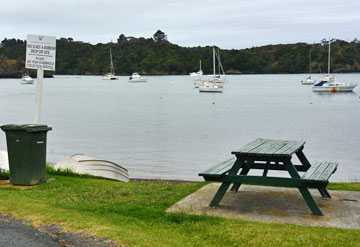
[{"x1": 0, "y1": 35, "x2": 359, "y2": 77}]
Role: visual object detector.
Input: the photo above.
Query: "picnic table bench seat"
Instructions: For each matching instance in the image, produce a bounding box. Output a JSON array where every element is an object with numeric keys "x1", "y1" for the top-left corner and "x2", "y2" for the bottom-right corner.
[
  {"x1": 301, "y1": 161, "x2": 338, "y2": 182},
  {"x1": 199, "y1": 157, "x2": 235, "y2": 180}
]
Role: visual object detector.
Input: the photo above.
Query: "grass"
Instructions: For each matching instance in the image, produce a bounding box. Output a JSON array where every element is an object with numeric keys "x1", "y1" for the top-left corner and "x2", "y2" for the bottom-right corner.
[{"x1": 0, "y1": 169, "x2": 359, "y2": 246}]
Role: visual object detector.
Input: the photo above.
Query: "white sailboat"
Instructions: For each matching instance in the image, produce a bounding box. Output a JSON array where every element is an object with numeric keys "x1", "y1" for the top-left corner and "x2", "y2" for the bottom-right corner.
[
  {"x1": 190, "y1": 60, "x2": 203, "y2": 76},
  {"x1": 199, "y1": 47, "x2": 224, "y2": 93},
  {"x1": 103, "y1": 47, "x2": 118, "y2": 80},
  {"x1": 312, "y1": 39, "x2": 357, "y2": 92},
  {"x1": 301, "y1": 53, "x2": 316, "y2": 85}
]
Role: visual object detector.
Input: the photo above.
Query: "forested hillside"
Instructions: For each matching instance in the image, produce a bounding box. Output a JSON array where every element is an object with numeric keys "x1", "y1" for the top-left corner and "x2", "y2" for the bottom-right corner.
[{"x1": 0, "y1": 32, "x2": 359, "y2": 77}]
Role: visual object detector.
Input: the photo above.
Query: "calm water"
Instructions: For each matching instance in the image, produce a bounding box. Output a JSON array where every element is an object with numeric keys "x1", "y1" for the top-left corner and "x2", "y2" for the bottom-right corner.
[{"x1": 0, "y1": 74, "x2": 359, "y2": 182}]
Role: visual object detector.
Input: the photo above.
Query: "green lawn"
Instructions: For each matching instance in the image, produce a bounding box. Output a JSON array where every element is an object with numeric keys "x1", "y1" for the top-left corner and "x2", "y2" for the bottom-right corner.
[{"x1": 0, "y1": 174, "x2": 359, "y2": 247}]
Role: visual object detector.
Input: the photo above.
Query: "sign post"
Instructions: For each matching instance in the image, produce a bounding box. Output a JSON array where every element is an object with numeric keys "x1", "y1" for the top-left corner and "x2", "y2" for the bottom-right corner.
[{"x1": 25, "y1": 34, "x2": 56, "y2": 124}]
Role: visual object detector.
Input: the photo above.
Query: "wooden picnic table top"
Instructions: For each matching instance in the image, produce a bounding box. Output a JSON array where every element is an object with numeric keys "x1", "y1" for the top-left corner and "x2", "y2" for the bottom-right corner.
[{"x1": 231, "y1": 138, "x2": 306, "y2": 158}]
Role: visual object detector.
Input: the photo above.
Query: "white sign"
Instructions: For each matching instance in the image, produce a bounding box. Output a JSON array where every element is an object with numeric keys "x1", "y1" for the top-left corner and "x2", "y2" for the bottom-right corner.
[{"x1": 26, "y1": 34, "x2": 56, "y2": 71}]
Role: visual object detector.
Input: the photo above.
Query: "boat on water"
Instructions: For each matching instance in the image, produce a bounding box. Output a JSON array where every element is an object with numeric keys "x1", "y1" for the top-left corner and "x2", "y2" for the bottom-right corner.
[
  {"x1": 54, "y1": 154, "x2": 129, "y2": 182},
  {"x1": 20, "y1": 75, "x2": 34, "y2": 84},
  {"x1": 198, "y1": 47, "x2": 225, "y2": 93},
  {"x1": 199, "y1": 82, "x2": 223, "y2": 93},
  {"x1": 312, "y1": 78, "x2": 357, "y2": 92},
  {"x1": 102, "y1": 47, "x2": 118, "y2": 80},
  {"x1": 312, "y1": 39, "x2": 357, "y2": 92},
  {"x1": 129, "y1": 72, "x2": 147, "y2": 82},
  {"x1": 301, "y1": 53, "x2": 316, "y2": 85},
  {"x1": 190, "y1": 60, "x2": 203, "y2": 76}
]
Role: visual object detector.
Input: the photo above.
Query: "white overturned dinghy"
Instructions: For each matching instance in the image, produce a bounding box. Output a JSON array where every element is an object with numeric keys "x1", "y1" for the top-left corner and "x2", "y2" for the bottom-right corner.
[
  {"x1": 54, "y1": 154, "x2": 129, "y2": 182},
  {"x1": 0, "y1": 150, "x2": 9, "y2": 172}
]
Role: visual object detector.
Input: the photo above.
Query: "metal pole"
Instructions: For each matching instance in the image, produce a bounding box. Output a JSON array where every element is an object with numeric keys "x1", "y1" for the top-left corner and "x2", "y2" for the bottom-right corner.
[{"x1": 34, "y1": 69, "x2": 44, "y2": 124}]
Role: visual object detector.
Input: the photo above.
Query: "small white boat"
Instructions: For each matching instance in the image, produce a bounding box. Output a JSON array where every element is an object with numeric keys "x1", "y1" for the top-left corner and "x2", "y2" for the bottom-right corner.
[
  {"x1": 20, "y1": 75, "x2": 34, "y2": 84},
  {"x1": 301, "y1": 77, "x2": 316, "y2": 85},
  {"x1": 190, "y1": 60, "x2": 203, "y2": 76},
  {"x1": 301, "y1": 53, "x2": 316, "y2": 85},
  {"x1": 54, "y1": 154, "x2": 129, "y2": 182},
  {"x1": 129, "y1": 72, "x2": 147, "y2": 82},
  {"x1": 103, "y1": 47, "x2": 118, "y2": 80}
]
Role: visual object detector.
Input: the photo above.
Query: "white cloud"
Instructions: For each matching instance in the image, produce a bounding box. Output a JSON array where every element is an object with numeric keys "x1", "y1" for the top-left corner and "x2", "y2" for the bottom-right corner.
[{"x1": 0, "y1": 0, "x2": 359, "y2": 49}]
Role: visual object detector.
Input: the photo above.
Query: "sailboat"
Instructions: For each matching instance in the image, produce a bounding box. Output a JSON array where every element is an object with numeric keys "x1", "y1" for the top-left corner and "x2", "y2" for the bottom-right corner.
[
  {"x1": 312, "y1": 39, "x2": 357, "y2": 92},
  {"x1": 214, "y1": 50, "x2": 227, "y2": 84},
  {"x1": 102, "y1": 47, "x2": 118, "y2": 80},
  {"x1": 199, "y1": 47, "x2": 224, "y2": 93},
  {"x1": 301, "y1": 53, "x2": 316, "y2": 85},
  {"x1": 190, "y1": 60, "x2": 203, "y2": 76}
]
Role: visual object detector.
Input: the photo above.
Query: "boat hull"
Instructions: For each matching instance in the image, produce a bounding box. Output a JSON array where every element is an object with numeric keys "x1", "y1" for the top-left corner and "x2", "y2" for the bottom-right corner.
[
  {"x1": 301, "y1": 79, "x2": 316, "y2": 85},
  {"x1": 312, "y1": 85, "x2": 357, "y2": 92},
  {"x1": 55, "y1": 154, "x2": 129, "y2": 182},
  {"x1": 199, "y1": 86, "x2": 223, "y2": 93},
  {"x1": 129, "y1": 79, "x2": 147, "y2": 83}
]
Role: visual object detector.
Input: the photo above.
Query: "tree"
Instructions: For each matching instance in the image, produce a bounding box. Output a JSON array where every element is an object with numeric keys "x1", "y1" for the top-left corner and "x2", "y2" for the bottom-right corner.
[
  {"x1": 153, "y1": 30, "x2": 167, "y2": 42},
  {"x1": 117, "y1": 34, "x2": 126, "y2": 43}
]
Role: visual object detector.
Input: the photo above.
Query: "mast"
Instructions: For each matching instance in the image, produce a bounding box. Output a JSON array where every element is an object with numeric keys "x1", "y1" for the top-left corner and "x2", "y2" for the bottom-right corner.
[
  {"x1": 328, "y1": 38, "x2": 331, "y2": 76},
  {"x1": 110, "y1": 47, "x2": 114, "y2": 74},
  {"x1": 213, "y1": 47, "x2": 216, "y2": 77},
  {"x1": 309, "y1": 53, "x2": 312, "y2": 77},
  {"x1": 199, "y1": 60, "x2": 202, "y2": 71}
]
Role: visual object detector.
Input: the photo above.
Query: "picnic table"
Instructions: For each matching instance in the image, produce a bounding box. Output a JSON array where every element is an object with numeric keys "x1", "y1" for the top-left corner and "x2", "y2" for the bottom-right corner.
[{"x1": 199, "y1": 138, "x2": 338, "y2": 216}]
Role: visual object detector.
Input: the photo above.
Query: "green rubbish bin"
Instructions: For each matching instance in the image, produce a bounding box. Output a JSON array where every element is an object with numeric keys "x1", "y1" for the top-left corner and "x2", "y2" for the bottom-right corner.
[{"x1": 1, "y1": 124, "x2": 52, "y2": 186}]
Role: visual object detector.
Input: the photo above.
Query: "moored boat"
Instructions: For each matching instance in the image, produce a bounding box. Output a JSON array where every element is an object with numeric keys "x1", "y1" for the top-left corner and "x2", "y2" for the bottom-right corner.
[
  {"x1": 129, "y1": 72, "x2": 147, "y2": 82},
  {"x1": 301, "y1": 53, "x2": 316, "y2": 85},
  {"x1": 312, "y1": 39, "x2": 357, "y2": 92},
  {"x1": 102, "y1": 47, "x2": 118, "y2": 80},
  {"x1": 20, "y1": 75, "x2": 34, "y2": 84}
]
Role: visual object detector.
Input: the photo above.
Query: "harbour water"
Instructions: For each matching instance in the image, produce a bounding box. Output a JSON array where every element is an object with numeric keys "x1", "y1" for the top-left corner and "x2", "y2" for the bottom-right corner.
[{"x1": 0, "y1": 74, "x2": 359, "y2": 182}]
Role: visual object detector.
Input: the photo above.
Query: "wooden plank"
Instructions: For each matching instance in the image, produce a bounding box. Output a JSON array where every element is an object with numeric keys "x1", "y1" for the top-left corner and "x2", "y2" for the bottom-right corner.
[
  {"x1": 274, "y1": 140, "x2": 305, "y2": 157},
  {"x1": 199, "y1": 157, "x2": 235, "y2": 176},
  {"x1": 317, "y1": 162, "x2": 338, "y2": 181},
  {"x1": 309, "y1": 162, "x2": 329, "y2": 180},
  {"x1": 301, "y1": 162, "x2": 321, "y2": 179},
  {"x1": 249, "y1": 139, "x2": 284, "y2": 156},
  {"x1": 231, "y1": 138, "x2": 267, "y2": 155},
  {"x1": 261, "y1": 140, "x2": 290, "y2": 156}
]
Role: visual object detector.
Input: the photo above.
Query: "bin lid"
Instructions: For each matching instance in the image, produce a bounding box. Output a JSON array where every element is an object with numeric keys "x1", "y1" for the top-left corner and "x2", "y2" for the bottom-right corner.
[{"x1": 1, "y1": 124, "x2": 52, "y2": 132}]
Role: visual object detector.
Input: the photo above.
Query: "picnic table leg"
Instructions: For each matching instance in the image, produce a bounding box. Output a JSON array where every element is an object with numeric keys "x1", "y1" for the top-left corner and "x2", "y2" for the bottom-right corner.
[
  {"x1": 295, "y1": 149, "x2": 311, "y2": 170},
  {"x1": 209, "y1": 159, "x2": 243, "y2": 206},
  {"x1": 318, "y1": 186, "x2": 332, "y2": 199},
  {"x1": 298, "y1": 187, "x2": 323, "y2": 215},
  {"x1": 230, "y1": 158, "x2": 253, "y2": 193},
  {"x1": 284, "y1": 159, "x2": 323, "y2": 216}
]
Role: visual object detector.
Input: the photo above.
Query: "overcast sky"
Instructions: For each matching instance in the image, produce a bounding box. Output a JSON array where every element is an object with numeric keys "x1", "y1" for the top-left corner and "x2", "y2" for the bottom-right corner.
[{"x1": 1, "y1": 0, "x2": 359, "y2": 49}]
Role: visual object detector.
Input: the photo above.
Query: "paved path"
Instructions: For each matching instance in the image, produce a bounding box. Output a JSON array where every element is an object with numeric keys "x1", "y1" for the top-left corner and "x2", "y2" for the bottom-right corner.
[
  {"x1": 167, "y1": 184, "x2": 360, "y2": 229},
  {"x1": 0, "y1": 220, "x2": 59, "y2": 247}
]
